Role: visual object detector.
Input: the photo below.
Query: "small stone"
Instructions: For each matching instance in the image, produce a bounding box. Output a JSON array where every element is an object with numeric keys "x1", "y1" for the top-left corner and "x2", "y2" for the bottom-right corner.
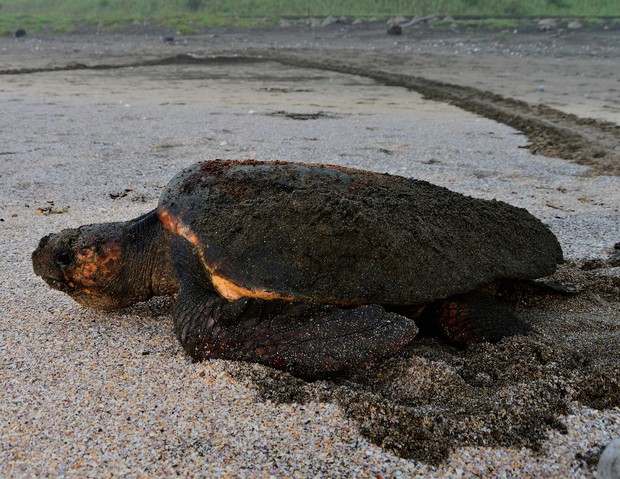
[
  {"x1": 538, "y1": 19, "x2": 557, "y2": 31},
  {"x1": 36, "y1": 205, "x2": 70, "y2": 216},
  {"x1": 598, "y1": 439, "x2": 620, "y2": 479},
  {"x1": 567, "y1": 21, "x2": 583, "y2": 30},
  {"x1": 110, "y1": 188, "x2": 132, "y2": 200},
  {"x1": 321, "y1": 16, "x2": 337, "y2": 27},
  {"x1": 387, "y1": 24, "x2": 402, "y2": 35},
  {"x1": 279, "y1": 19, "x2": 292, "y2": 27}
]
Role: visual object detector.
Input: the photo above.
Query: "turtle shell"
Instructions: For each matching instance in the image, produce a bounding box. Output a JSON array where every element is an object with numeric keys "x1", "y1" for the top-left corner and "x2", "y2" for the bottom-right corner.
[{"x1": 157, "y1": 160, "x2": 562, "y2": 305}]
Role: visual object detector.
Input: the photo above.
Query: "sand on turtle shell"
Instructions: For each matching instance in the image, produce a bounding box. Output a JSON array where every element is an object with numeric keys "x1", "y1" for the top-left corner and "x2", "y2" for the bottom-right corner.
[{"x1": 161, "y1": 160, "x2": 561, "y2": 304}]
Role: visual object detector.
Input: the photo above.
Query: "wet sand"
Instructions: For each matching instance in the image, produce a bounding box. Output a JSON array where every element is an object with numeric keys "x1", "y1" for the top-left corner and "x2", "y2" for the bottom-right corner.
[{"x1": 1, "y1": 23, "x2": 619, "y2": 477}]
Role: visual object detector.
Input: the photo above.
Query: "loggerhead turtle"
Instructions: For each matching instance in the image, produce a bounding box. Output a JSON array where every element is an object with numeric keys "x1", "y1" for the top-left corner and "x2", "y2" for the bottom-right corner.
[{"x1": 32, "y1": 160, "x2": 563, "y2": 377}]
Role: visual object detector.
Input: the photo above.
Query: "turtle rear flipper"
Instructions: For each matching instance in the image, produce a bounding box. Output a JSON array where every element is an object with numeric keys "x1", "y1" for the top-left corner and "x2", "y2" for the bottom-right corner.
[
  {"x1": 172, "y1": 240, "x2": 418, "y2": 378},
  {"x1": 418, "y1": 294, "x2": 532, "y2": 346}
]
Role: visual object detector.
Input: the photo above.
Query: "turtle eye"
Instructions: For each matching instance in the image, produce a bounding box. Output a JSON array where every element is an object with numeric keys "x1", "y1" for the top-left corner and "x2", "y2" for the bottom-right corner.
[{"x1": 55, "y1": 250, "x2": 73, "y2": 268}]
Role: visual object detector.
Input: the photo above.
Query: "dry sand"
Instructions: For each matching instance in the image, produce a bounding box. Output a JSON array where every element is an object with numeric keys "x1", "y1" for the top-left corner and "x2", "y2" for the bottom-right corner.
[{"x1": 1, "y1": 23, "x2": 619, "y2": 477}]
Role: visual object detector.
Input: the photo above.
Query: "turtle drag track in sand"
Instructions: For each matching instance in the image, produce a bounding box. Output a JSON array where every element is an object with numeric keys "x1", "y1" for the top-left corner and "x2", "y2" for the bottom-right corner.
[
  {"x1": 1, "y1": 26, "x2": 620, "y2": 476},
  {"x1": 4, "y1": 50, "x2": 620, "y2": 176},
  {"x1": 254, "y1": 50, "x2": 620, "y2": 177}
]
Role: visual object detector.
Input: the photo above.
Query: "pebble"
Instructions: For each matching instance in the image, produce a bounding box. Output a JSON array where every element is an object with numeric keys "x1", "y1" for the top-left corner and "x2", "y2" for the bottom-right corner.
[
  {"x1": 598, "y1": 440, "x2": 620, "y2": 479},
  {"x1": 387, "y1": 24, "x2": 402, "y2": 35}
]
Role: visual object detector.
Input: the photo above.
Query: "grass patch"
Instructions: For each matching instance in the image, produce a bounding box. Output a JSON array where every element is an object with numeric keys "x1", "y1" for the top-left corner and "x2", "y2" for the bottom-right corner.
[
  {"x1": 0, "y1": 14, "x2": 57, "y2": 35},
  {"x1": 51, "y1": 20, "x2": 76, "y2": 34},
  {"x1": 0, "y1": 0, "x2": 617, "y2": 35},
  {"x1": 175, "y1": 24, "x2": 197, "y2": 35},
  {"x1": 2, "y1": 0, "x2": 619, "y2": 18},
  {"x1": 154, "y1": 14, "x2": 274, "y2": 31}
]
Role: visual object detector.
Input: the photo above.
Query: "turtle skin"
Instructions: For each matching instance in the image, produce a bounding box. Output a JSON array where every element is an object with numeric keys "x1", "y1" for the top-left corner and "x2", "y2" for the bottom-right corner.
[{"x1": 32, "y1": 160, "x2": 563, "y2": 378}]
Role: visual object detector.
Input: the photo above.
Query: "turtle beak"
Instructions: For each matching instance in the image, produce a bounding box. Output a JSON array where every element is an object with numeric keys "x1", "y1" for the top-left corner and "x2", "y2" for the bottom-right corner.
[{"x1": 32, "y1": 232, "x2": 77, "y2": 293}]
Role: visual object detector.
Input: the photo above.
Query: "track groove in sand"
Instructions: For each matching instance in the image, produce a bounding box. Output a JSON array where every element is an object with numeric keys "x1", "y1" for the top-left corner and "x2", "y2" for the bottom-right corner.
[{"x1": 2, "y1": 51, "x2": 618, "y2": 175}]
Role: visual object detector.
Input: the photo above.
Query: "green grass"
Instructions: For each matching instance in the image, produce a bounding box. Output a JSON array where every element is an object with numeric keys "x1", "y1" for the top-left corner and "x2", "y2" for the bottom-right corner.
[
  {"x1": 0, "y1": 0, "x2": 618, "y2": 35},
  {"x1": 3, "y1": 0, "x2": 618, "y2": 18}
]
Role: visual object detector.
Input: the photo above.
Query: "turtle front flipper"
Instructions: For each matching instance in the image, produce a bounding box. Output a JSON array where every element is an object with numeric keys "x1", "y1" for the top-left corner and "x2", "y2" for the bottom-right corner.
[
  {"x1": 172, "y1": 240, "x2": 418, "y2": 378},
  {"x1": 174, "y1": 295, "x2": 418, "y2": 378}
]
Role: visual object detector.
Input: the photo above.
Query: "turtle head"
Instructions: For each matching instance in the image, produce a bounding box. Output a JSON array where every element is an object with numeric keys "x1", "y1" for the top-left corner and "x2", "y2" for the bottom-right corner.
[
  {"x1": 33, "y1": 222, "x2": 135, "y2": 309},
  {"x1": 32, "y1": 213, "x2": 165, "y2": 310}
]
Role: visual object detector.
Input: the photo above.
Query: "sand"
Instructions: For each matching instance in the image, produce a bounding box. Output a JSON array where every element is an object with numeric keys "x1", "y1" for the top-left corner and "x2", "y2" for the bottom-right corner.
[{"x1": 1, "y1": 22, "x2": 619, "y2": 477}]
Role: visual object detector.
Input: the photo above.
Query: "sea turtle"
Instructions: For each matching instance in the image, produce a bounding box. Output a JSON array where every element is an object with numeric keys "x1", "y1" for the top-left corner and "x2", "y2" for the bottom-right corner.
[{"x1": 32, "y1": 160, "x2": 563, "y2": 377}]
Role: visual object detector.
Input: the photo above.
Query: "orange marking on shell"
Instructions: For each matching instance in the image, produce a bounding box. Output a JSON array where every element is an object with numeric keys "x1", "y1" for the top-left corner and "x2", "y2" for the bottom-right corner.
[
  {"x1": 158, "y1": 208, "x2": 180, "y2": 235},
  {"x1": 211, "y1": 274, "x2": 295, "y2": 302},
  {"x1": 159, "y1": 207, "x2": 201, "y2": 247},
  {"x1": 159, "y1": 207, "x2": 295, "y2": 302}
]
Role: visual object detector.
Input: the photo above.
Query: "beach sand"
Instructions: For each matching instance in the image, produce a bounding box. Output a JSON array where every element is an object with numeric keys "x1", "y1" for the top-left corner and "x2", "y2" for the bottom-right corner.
[{"x1": 1, "y1": 23, "x2": 619, "y2": 477}]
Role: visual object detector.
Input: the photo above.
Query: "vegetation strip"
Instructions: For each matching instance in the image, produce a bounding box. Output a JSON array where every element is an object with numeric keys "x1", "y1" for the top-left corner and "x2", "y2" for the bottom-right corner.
[{"x1": 3, "y1": 52, "x2": 618, "y2": 175}]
